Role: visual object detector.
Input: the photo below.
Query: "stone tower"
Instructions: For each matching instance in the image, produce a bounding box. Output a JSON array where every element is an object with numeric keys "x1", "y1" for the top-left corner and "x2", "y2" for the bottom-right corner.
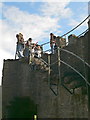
[{"x1": 2, "y1": 20, "x2": 90, "y2": 119}]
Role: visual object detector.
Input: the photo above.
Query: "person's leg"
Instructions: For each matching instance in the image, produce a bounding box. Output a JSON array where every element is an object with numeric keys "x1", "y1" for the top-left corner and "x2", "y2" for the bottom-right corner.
[
  {"x1": 24, "y1": 48, "x2": 29, "y2": 57},
  {"x1": 38, "y1": 51, "x2": 41, "y2": 58},
  {"x1": 17, "y1": 43, "x2": 22, "y2": 58},
  {"x1": 51, "y1": 44, "x2": 54, "y2": 54},
  {"x1": 29, "y1": 51, "x2": 32, "y2": 64}
]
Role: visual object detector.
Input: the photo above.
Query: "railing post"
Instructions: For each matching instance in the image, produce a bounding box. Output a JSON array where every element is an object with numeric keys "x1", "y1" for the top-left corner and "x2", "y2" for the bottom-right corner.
[
  {"x1": 29, "y1": 46, "x2": 32, "y2": 64},
  {"x1": 29, "y1": 53, "x2": 32, "y2": 64},
  {"x1": 57, "y1": 47, "x2": 61, "y2": 85},
  {"x1": 48, "y1": 54, "x2": 51, "y2": 87}
]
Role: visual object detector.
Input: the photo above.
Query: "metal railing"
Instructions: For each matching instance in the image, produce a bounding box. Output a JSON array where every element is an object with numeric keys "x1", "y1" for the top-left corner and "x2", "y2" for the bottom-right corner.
[{"x1": 15, "y1": 15, "x2": 90, "y2": 95}]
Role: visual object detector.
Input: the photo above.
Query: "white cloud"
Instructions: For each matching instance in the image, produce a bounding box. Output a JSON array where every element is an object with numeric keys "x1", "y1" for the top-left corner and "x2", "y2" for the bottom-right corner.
[
  {"x1": 68, "y1": 4, "x2": 88, "y2": 33},
  {"x1": 0, "y1": 2, "x2": 3, "y2": 17},
  {"x1": 68, "y1": 15, "x2": 88, "y2": 29},
  {"x1": 0, "y1": 2, "x2": 3, "y2": 8},
  {"x1": 2, "y1": 5, "x2": 60, "y2": 41},
  {"x1": 0, "y1": 20, "x2": 16, "y2": 54},
  {"x1": 68, "y1": 19, "x2": 80, "y2": 27},
  {"x1": 40, "y1": 2, "x2": 73, "y2": 18}
]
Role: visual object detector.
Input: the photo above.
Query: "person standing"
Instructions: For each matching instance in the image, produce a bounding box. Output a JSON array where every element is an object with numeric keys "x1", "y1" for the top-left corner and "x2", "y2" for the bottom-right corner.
[
  {"x1": 23, "y1": 38, "x2": 33, "y2": 57},
  {"x1": 37, "y1": 45, "x2": 42, "y2": 58},
  {"x1": 50, "y1": 33, "x2": 56, "y2": 54},
  {"x1": 16, "y1": 33, "x2": 25, "y2": 59}
]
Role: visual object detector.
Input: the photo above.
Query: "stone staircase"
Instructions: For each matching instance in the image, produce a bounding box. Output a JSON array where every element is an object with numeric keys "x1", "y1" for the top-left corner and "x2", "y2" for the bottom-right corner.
[
  {"x1": 31, "y1": 58, "x2": 49, "y2": 72},
  {"x1": 63, "y1": 73, "x2": 86, "y2": 89},
  {"x1": 19, "y1": 57, "x2": 86, "y2": 95}
]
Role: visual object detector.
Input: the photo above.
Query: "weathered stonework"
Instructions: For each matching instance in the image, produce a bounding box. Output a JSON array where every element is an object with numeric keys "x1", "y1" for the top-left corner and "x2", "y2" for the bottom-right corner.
[{"x1": 2, "y1": 59, "x2": 88, "y2": 118}]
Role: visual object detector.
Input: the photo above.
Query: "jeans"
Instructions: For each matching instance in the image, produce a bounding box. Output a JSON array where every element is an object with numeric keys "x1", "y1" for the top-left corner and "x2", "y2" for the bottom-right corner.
[
  {"x1": 51, "y1": 44, "x2": 54, "y2": 54},
  {"x1": 16, "y1": 43, "x2": 24, "y2": 58},
  {"x1": 23, "y1": 48, "x2": 30, "y2": 57}
]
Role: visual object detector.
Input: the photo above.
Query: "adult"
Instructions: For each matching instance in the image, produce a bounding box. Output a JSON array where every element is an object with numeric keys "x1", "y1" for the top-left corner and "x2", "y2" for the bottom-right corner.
[
  {"x1": 23, "y1": 38, "x2": 33, "y2": 58},
  {"x1": 37, "y1": 45, "x2": 42, "y2": 58},
  {"x1": 16, "y1": 33, "x2": 25, "y2": 58},
  {"x1": 50, "y1": 33, "x2": 56, "y2": 54}
]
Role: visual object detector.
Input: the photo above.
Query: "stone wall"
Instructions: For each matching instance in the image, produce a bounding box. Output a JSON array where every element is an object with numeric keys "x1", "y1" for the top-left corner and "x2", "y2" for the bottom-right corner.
[{"x1": 2, "y1": 58, "x2": 88, "y2": 118}]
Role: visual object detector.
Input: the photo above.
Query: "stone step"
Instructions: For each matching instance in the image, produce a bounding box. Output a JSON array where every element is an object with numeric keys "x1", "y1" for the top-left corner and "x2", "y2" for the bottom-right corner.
[
  {"x1": 31, "y1": 58, "x2": 85, "y2": 90},
  {"x1": 64, "y1": 80, "x2": 85, "y2": 89}
]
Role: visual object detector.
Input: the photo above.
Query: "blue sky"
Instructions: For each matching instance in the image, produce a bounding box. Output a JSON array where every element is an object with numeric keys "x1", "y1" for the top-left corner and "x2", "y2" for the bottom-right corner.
[
  {"x1": 4, "y1": 2, "x2": 43, "y2": 14},
  {"x1": 0, "y1": 1, "x2": 89, "y2": 85},
  {"x1": 2, "y1": 2, "x2": 88, "y2": 40}
]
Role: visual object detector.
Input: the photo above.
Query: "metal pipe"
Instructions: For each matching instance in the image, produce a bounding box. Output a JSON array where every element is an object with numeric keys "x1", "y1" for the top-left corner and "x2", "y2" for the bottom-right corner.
[
  {"x1": 60, "y1": 48, "x2": 90, "y2": 68},
  {"x1": 60, "y1": 60, "x2": 90, "y2": 86}
]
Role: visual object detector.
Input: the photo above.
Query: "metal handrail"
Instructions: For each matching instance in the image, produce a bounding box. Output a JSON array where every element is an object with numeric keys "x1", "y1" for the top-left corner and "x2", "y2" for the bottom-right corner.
[
  {"x1": 60, "y1": 60, "x2": 90, "y2": 87},
  {"x1": 31, "y1": 54, "x2": 49, "y2": 66},
  {"x1": 40, "y1": 15, "x2": 90, "y2": 47},
  {"x1": 60, "y1": 48, "x2": 90, "y2": 68},
  {"x1": 77, "y1": 28, "x2": 89, "y2": 37}
]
